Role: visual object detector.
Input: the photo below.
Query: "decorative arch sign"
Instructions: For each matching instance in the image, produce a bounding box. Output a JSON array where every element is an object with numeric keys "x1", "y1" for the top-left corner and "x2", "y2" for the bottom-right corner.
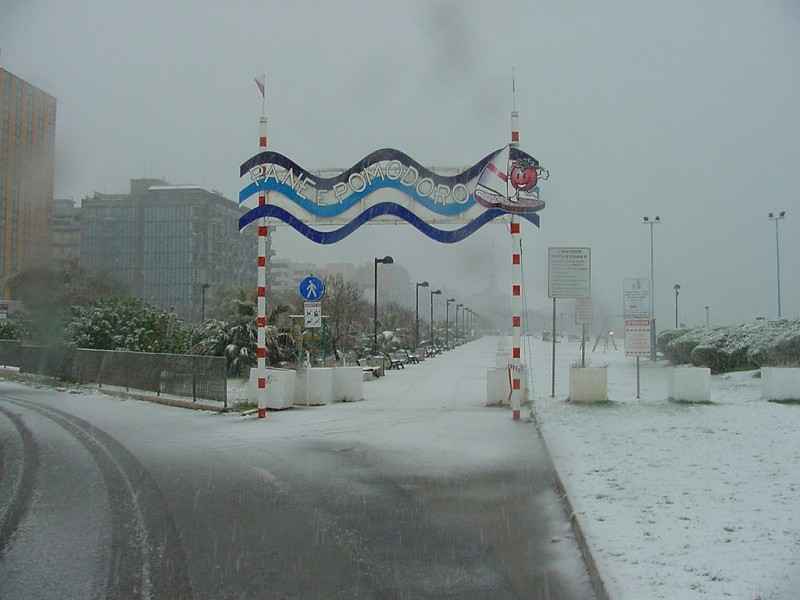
[{"x1": 238, "y1": 145, "x2": 547, "y2": 243}]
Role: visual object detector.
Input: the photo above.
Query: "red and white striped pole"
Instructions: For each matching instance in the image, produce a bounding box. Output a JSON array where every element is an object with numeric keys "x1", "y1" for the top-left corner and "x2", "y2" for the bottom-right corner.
[
  {"x1": 510, "y1": 91, "x2": 523, "y2": 421},
  {"x1": 256, "y1": 114, "x2": 269, "y2": 419}
]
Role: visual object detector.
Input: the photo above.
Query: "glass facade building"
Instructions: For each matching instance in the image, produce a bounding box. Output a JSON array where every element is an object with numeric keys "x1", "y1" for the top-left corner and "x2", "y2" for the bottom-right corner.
[{"x1": 80, "y1": 180, "x2": 263, "y2": 320}]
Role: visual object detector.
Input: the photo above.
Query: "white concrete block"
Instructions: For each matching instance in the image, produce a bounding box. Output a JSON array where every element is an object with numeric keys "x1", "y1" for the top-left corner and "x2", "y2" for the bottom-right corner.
[
  {"x1": 486, "y1": 367, "x2": 509, "y2": 405},
  {"x1": 294, "y1": 367, "x2": 334, "y2": 406},
  {"x1": 569, "y1": 367, "x2": 608, "y2": 403},
  {"x1": 248, "y1": 368, "x2": 295, "y2": 409},
  {"x1": 668, "y1": 367, "x2": 711, "y2": 403},
  {"x1": 485, "y1": 364, "x2": 530, "y2": 406},
  {"x1": 332, "y1": 367, "x2": 364, "y2": 402},
  {"x1": 762, "y1": 367, "x2": 800, "y2": 402}
]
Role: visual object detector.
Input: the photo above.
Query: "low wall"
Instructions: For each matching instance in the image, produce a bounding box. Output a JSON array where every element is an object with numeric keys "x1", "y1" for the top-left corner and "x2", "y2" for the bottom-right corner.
[
  {"x1": 569, "y1": 367, "x2": 608, "y2": 403},
  {"x1": 668, "y1": 367, "x2": 711, "y2": 403},
  {"x1": 762, "y1": 367, "x2": 800, "y2": 402}
]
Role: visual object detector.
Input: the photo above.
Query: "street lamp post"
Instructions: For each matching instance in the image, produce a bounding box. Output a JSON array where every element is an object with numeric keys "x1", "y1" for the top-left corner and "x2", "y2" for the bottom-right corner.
[
  {"x1": 446, "y1": 298, "x2": 455, "y2": 349},
  {"x1": 705, "y1": 305, "x2": 710, "y2": 327},
  {"x1": 415, "y1": 281, "x2": 429, "y2": 349},
  {"x1": 768, "y1": 211, "x2": 787, "y2": 318},
  {"x1": 373, "y1": 256, "x2": 394, "y2": 355},
  {"x1": 643, "y1": 216, "x2": 661, "y2": 360},
  {"x1": 673, "y1": 283, "x2": 680, "y2": 328},
  {"x1": 456, "y1": 303, "x2": 463, "y2": 343},
  {"x1": 430, "y1": 289, "x2": 441, "y2": 347},
  {"x1": 200, "y1": 283, "x2": 210, "y2": 321}
]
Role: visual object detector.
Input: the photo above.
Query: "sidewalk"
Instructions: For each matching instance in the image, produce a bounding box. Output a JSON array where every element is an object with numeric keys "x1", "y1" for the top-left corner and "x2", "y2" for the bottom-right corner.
[{"x1": 528, "y1": 337, "x2": 800, "y2": 600}]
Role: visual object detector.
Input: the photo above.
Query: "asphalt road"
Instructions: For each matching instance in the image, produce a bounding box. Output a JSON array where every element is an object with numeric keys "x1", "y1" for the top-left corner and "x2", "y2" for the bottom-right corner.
[{"x1": 0, "y1": 340, "x2": 595, "y2": 599}]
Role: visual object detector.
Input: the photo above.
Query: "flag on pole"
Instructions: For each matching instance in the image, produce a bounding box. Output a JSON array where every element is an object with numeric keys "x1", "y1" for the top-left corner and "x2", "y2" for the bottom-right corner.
[{"x1": 254, "y1": 74, "x2": 266, "y2": 98}]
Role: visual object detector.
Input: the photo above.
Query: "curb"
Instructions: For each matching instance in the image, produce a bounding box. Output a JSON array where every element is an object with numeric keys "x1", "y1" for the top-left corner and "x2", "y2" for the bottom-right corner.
[
  {"x1": 94, "y1": 388, "x2": 227, "y2": 413},
  {"x1": 532, "y1": 414, "x2": 612, "y2": 600}
]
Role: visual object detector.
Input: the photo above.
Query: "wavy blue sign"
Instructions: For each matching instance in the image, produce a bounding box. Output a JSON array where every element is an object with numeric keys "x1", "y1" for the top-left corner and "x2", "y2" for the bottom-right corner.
[{"x1": 239, "y1": 146, "x2": 545, "y2": 244}]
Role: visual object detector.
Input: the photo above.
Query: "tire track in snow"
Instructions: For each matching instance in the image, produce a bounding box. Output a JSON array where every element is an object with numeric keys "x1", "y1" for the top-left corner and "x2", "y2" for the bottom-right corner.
[
  {"x1": 2, "y1": 395, "x2": 194, "y2": 600},
  {"x1": 0, "y1": 404, "x2": 40, "y2": 556}
]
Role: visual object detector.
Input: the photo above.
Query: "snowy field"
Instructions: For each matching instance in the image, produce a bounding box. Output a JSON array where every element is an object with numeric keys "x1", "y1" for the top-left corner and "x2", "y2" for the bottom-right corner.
[{"x1": 527, "y1": 336, "x2": 800, "y2": 600}]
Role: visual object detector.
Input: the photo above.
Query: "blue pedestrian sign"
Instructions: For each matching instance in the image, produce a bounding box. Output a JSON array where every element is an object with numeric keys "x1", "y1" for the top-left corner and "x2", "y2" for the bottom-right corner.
[{"x1": 299, "y1": 275, "x2": 325, "y2": 301}]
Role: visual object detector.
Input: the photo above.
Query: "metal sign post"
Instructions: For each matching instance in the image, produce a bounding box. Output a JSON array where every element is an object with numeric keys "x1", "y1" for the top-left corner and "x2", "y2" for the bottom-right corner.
[
  {"x1": 624, "y1": 318, "x2": 651, "y2": 399},
  {"x1": 575, "y1": 297, "x2": 592, "y2": 368},
  {"x1": 624, "y1": 278, "x2": 651, "y2": 399},
  {"x1": 548, "y1": 247, "x2": 591, "y2": 398}
]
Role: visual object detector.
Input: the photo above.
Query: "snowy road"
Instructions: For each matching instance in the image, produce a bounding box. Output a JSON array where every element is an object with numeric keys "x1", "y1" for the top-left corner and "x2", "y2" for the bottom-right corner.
[{"x1": 0, "y1": 338, "x2": 594, "y2": 600}]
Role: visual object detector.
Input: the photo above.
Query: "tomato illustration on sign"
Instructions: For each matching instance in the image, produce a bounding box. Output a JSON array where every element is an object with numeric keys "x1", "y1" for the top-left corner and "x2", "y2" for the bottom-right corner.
[{"x1": 510, "y1": 160, "x2": 538, "y2": 192}]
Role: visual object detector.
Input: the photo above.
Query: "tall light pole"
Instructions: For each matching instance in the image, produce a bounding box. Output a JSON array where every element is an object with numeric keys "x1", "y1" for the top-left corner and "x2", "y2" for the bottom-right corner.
[
  {"x1": 415, "y1": 281, "x2": 429, "y2": 349},
  {"x1": 673, "y1": 283, "x2": 680, "y2": 328},
  {"x1": 768, "y1": 211, "x2": 787, "y2": 318},
  {"x1": 430, "y1": 289, "x2": 442, "y2": 347},
  {"x1": 456, "y1": 303, "x2": 463, "y2": 342},
  {"x1": 445, "y1": 298, "x2": 455, "y2": 348},
  {"x1": 200, "y1": 283, "x2": 210, "y2": 321},
  {"x1": 643, "y1": 216, "x2": 661, "y2": 360},
  {"x1": 705, "y1": 305, "x2": 710, "y2": 327},
  {"x1": 373, "y1": 256, "x2": 394, "y2": 354}
]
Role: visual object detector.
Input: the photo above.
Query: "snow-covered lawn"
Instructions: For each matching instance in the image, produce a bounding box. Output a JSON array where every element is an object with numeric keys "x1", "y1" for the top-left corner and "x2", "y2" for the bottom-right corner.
[{"x1": 529, "y1": 337, "x2": 800, "y2": 600}]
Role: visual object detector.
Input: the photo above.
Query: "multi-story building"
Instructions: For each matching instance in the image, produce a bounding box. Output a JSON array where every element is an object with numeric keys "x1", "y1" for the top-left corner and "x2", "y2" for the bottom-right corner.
[
  {"x1": 80, "y1": 179, "x2": 264, "y2": 320},
  {"x1": 0, "y1": 67, "x2": 56, "y2": 296},
  {"x1": 51, "y1": 198, "x2": 81, "y2": 265},
  {"x1": 270, "y1": 259, "x2": 317, "y2": 296}
]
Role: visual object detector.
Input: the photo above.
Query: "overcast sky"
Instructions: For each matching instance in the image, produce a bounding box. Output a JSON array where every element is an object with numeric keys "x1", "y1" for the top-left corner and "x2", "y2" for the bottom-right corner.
[{"x1": 2, "y1": 0, "x2": 798, "y2": 327}]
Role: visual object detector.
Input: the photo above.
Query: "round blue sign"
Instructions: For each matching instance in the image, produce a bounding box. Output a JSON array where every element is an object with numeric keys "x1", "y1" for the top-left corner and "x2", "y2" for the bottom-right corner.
[{"x1": 298, "y1": 276, "x2": 325, "y2": 301}]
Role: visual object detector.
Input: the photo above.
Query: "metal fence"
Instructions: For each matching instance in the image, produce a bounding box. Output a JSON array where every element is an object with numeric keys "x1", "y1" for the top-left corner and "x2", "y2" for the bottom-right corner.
[{"x1": 0, "y1": 341, "x2": 226, "y2": 406}]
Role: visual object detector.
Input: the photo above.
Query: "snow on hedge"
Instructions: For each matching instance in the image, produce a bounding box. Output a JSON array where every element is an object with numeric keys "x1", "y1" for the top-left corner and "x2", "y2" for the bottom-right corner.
[{"x1": 657, "y1": 320, "x2": 800, "y2": 372}]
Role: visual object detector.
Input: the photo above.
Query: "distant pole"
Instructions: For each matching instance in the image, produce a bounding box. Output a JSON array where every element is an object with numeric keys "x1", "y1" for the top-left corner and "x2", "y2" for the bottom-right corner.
[
  {"x1": 551, "y1": 298, "x2": 556, "y2": 398},
  {"x1": 446, "y1": 298, "x2": 455, "y2": 348},
  {"x1": 643, "y1": 216, "x2": 661, "y2": 360},
  {"x1": 673, "y1": 283, "x2": 680, "y2": 328},
  {"x1": 415, "y1": 281, "x2": 429, "y2": 349},
  {"x1": 636, "y1": 356, "x2": 640, "y2": 399},
  {"x1": 200, "y1": 283, "x2": 209, "y2": 321},
  {"x1": 430, "y1": 289, "x2": 441, "y2": 346},
  {"x1": 705, "y1": 305, "x2": 710, "y2": 327},
  {"x1": 768, "y1": 211, "x2": 787, "y2": 318}
]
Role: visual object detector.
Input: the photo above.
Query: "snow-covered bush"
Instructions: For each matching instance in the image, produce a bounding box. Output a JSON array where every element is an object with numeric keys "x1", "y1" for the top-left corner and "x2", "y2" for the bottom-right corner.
[
  {"x1": 664, "y1": 320, "x2": 800, "y2": 372},
  {"x1": 657, "y1": 328, "x2": 690, "y2": 354}
]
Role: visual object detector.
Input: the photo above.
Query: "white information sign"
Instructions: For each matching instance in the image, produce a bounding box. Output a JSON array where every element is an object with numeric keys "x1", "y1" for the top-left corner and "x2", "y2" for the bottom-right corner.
[
  {"x1": 624, "y1": 319, "x2": 651, "y2": 357},
  {"x1": 623, "y1": 278, "x2": 650, "y2": 319},
  {"x1": 304, "y1": 301, "x2": 322, "y2": 328},
  {"x1": 575, "y1": 297, "x2": 593, "y2": 325},
  {"x1": 547, "y1": 247, "x2": 591, "y2": 299}
]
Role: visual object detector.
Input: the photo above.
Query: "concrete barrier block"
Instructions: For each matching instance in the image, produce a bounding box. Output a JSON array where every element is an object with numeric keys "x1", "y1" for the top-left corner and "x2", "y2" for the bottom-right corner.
[
  {"x1": 294, "y1": 367, "x2": 334, "y2": 406},
  {"x1": 333, "y1": 367, "x2": 364, "y2": 402},
  {"x1": 486, "y1": 367, "x2": 509, "y2": 405},
  {"x1": 668, "y1": 367, "x2": 711, "y2": 403},
  {"x1": 762, "y1": 367, "x2": 800, "y2": 402},
  {"x1": 569, "y1": 367, "x2": 608, "y2": 403},
  {"x1": 248, "y1": 368, "x2": 295, "y2": 409}
]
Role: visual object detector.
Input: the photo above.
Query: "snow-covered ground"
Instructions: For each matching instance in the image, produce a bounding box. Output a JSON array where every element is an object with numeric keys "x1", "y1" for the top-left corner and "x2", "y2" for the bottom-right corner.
[{"x1": 528, "y1": 336, "x2": 800, "y2": 600}]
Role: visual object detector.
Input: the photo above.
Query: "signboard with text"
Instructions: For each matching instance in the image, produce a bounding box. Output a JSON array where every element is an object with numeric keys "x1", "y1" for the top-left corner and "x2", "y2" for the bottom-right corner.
[
  {"x1": 624, "y1": 319, "x2": 651, "y2": 357},
  {"x1": 304, "y1": 302, "x2": 322, "y2": 328},
  {"x1": 547, "y1": 247, "x2": 591, "y2": 299},
  {"x1": 575, "y1": 297, "x2": 593, "y2": 325},
  {"x1": 623, "y1": 278, "x2": 650, "y2": 319}
]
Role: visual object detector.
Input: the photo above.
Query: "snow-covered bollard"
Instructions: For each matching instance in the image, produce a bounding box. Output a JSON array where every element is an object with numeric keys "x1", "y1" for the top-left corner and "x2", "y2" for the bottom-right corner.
[
  {"x1": 568, "y1": 366, "x2": 608, "y2": 403},
  {"x1": 761, "y1": 367, "x2": 800, "y2": 402},
  {"x1": 332, "y1": 367, "x2": 364, "y2": 402},
  {"x1": 486, "y1": 367, "x2": 509, "y2": 406},
  {"x1": 667, "y1": 366, "x2": 711, "y2": 403}
]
